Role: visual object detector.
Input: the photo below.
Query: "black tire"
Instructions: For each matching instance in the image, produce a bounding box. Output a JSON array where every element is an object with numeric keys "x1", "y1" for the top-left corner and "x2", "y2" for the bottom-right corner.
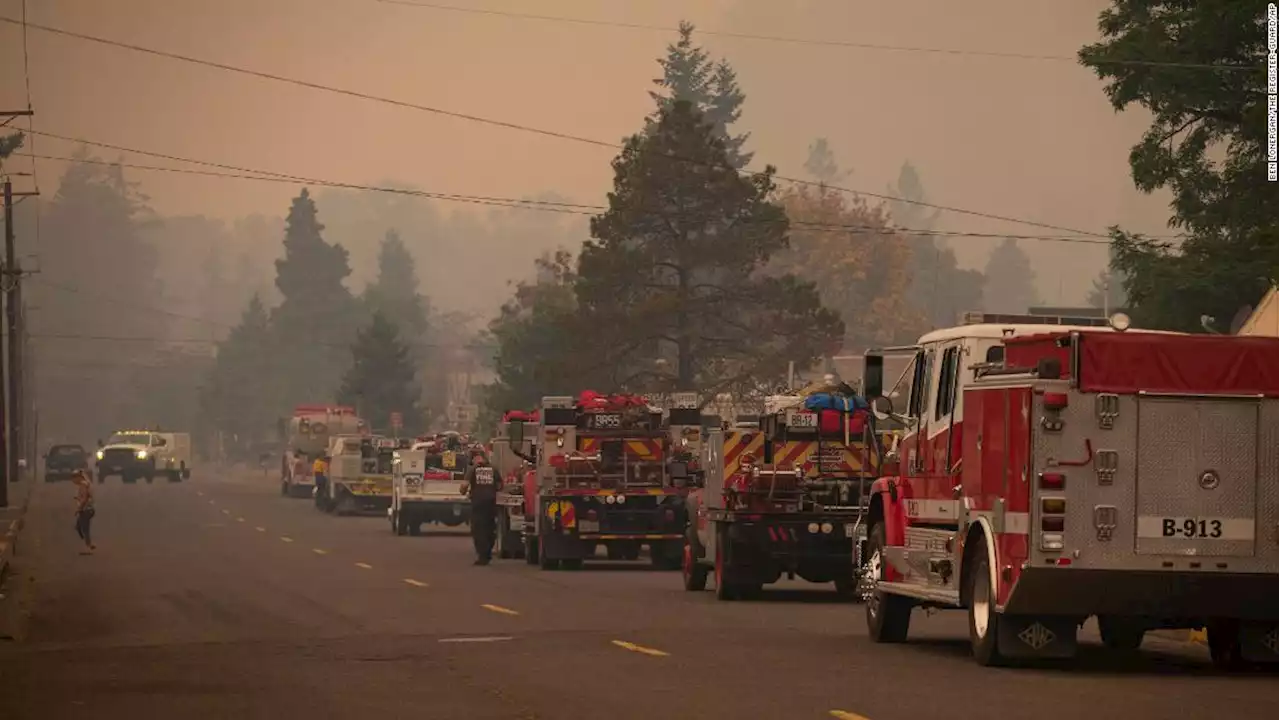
[
  {"x1": 409, "y1": 521, "x2": 422, "y2": 537},
  {"x1": 967, "y1": 539, "x2": 1004, "y2": 666},
  {"x1": 834, "y1": 576, "x2": 856, "y2": 600},
  {"x1": 1208, "y1": 621, "x2": 1246, "y2": 671},
  {"x1": 525, "y1": 537, "x2": 540, "y2": 565},
  {"x1": 682, "y1": 539, "x2": 709, "y2": 591},
  {"x1": 650, "y1": 541, "x2": 682, "y2": 571},
  {"x1": 714, "y1": 542, "x2": 736, "y2": 601},
  {"x1": 1098, "y1": 616, "x2": 1146, "y2": 652},
  {"x1": 281, "y1": 481, "x2": 290, "y2": 497},
  {"x1": 539, "y1": 550, "x2": 559, "y2": 571},
  {"x1": 561, "y1": 558, "x2": 583, "y2": 571},
  {"x1": 865, "y1": 522, "x2": 912, "y2": 643}
]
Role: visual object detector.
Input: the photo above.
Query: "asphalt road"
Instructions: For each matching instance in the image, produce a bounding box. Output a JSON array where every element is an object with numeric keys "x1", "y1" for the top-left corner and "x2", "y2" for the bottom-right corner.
[{"x1": 0, "y1": 469, "x2": 1273, "y2": 720}]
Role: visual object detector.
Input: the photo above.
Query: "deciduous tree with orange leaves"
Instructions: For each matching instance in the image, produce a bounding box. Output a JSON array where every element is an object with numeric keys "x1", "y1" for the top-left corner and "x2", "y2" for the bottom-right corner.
[{"x1": 772, "y1": 141, "x2": 924, "y2": 352}]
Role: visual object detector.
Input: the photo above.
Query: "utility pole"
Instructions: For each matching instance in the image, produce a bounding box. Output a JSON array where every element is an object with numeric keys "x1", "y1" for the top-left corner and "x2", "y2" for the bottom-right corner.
[
  {"x1": 2, "y1": 109, "x2": 37, "y2": 506},
  {"x1": 1, "y1": 176, "x2": 39, "y2": 507}
]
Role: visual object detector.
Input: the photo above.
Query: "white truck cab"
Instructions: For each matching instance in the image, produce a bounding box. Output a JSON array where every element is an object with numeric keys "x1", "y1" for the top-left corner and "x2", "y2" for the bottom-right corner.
[{"x1": 96, "y1": 430, "x2": 179, "y2": 484}]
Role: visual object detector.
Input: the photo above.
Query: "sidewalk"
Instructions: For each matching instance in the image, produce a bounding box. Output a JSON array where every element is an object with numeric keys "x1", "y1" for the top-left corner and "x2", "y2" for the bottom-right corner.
[{"x1": 0, "y1": 477, "x2": 36, "y2": 584}]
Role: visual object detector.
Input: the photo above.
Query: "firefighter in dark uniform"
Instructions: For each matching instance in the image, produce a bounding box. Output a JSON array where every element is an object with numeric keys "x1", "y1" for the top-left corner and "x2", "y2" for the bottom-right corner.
[{"x1": 461, "y1": 450, "x2": 499, "y2": 565}]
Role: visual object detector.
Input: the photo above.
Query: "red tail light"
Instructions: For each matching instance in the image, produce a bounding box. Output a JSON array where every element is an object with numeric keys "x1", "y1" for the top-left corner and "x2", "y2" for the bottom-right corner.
[
  {"x1": 586, "y1": 509, "x2": 598, "y2": 522},
  {"x1": 1039, "y1": 471, "x2": 1065, "y2": 489},
  {"x1": 1043, "y1": 392, "x2": 1069, "y2": 410},
  {"x1": 663, "y1": 508, "x2": 676, "y2": 522}
]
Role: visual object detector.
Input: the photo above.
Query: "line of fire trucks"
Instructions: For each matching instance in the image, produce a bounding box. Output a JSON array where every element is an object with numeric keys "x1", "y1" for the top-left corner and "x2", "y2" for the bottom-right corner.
[{"x1": 281, "y1": 310, "x2": 1278, "y2": 670}]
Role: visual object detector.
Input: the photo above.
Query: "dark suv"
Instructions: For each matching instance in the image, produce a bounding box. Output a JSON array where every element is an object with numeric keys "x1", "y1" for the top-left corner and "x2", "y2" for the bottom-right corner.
[{"x1": 45, "y1": 444, "x2": 92, "y2": 483}]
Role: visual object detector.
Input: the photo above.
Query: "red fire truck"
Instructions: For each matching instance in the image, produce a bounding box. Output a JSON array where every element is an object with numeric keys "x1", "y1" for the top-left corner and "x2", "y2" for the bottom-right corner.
[
  {"x1": 682, "y1": 391, "x2": 885, "y2": 600},
  {"x1": 502, "y1": 392, "x2": 692, "y2": 570},
  {"x1": 859, "y1": 312, "x2": 1278, "y2": 667}
]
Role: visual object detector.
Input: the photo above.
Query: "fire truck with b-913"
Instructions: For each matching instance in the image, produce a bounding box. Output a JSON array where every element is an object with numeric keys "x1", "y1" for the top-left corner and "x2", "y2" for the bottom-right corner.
[
  {"x1": 501, "y1": 392, "x2": 694, "y2": 570},
  {"x1": 681, "y1": 387, "x2": 888, "y2": 600},
  {"x1": 859, "y1": 311, "x2": 1278, "y2": 668}
]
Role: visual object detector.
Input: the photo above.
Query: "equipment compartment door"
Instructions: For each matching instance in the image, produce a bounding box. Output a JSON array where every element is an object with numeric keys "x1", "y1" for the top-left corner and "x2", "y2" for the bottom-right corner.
[{"x1": 1134, "y1": 396, "x2": 1259, "y2": 558}]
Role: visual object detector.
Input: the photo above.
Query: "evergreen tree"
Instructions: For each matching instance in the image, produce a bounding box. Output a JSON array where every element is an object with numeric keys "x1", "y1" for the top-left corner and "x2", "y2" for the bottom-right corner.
[
  {"x1": 982, "y1": 238, "x2": 1039, "y2": 314},
  {"x1": 578, "y1": 100, "x2": 841, "y2": 392},
  {"x1": 362, "y1": 229, "x2": 429, "y2": 344},
  {"x1": 1080, "y1": 1, "x2": 1275, "y2": 330},
  {"x1": 338, "y1": 312, "x2": 423, "y2": 434},
  {"x1": 202, "y1": 295, "x2": 278, "y2": 455},
  {"x1": 271, "y1": 188, "x2": 358, "y2": 405},
  {"x1": 649, "y1": 22, "x2": 753, "y2": 169},
  {"x1": 886, "y1": 161, "x2": 985, "y2": 329},
  {"x1": 803, "y1": 138, "x2": 848, "y2": 186},
  {"x1": 0, "y1": 132, "x2": 23, "y2": 164}
]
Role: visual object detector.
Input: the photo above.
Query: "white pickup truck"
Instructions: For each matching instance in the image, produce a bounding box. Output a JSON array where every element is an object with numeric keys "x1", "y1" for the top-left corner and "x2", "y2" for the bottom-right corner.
[
  {"x1": 389, "y1": 448, "x2": 470, "y2": 536},
  {"x1": 96, "y1": 430, "x2": 191, "y2": 483}
]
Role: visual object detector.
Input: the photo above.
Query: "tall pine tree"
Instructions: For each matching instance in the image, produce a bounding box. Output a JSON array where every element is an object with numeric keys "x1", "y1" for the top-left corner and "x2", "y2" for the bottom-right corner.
[
  {"x1": 579, "y1": 100, "x2": 841, "y2": 393},
  {"x1": 982, "y1": 238, "x2": 1039, "y2": 314},
  {"x1": 362, "y1": 229, "x2": 429, "y2": 344},
  {"x1": 887, "y1": 161, "x2": 985, "y2": 329},
  {"x1": 271, "y1": 188, "x2": 358, "y2": 406},
  {"x1": 339, "y1": 312, "x2": 423, "y2": 434},
  {"x1": 649, "y1": 22, "x2": 753, "y2": 169},
  {"x1": 202, "y1": 294, "x2": 278, "y2": 457}
]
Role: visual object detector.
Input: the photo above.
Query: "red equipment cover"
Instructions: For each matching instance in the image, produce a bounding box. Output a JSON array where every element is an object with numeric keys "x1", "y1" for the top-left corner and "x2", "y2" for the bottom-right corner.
[
  {"x1": 1076, "y1": 332, "x2": 1278, "y2": 397},
  {"x1": 817, "y1": 409, "x2": 867, "y2": 435}
]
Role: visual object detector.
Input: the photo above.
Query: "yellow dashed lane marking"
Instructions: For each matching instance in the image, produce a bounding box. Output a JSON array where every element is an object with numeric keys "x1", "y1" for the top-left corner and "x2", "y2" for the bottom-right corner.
[
  {"x1": 829, "y1": 712, "x2": 871, "y2": 720},
  {"x1": 281, "y1": 536, "x2": 294, "y2": 543},
  {"x1": 237, "y1": 517, "x2": 245, "y2": 523},
  {"x1": 355, "y1": 562, "x2": 373, "y2": 570},
  {"x1": 255, "y1": 526, "x2": 266, "y2": 532},
  {"x1": 221, "y1": 509, "x2": 230, "y2": 515},
  {"x1": 481, "y1": 604, "x2": 520, "y2": 616},
  {"x1": 196, "y1": 491, "x2": 203, "y2": 496},
  {"x1": 312, "y1": 548, "x2": 328, "y2": 555},
  {"x1": 611, "y1": 640, "x2": 668, "y2": 657},
  {"x1": 208, "y1": 500, "x2": 215, "y2": 505},
  {"x1": 403, "y1": 578, "x2": 429, "y2": 587}
]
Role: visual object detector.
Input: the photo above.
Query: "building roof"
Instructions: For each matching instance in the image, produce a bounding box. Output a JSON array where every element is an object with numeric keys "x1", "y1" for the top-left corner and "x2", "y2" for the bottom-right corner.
[{"x1": 1238, "y1": 287, "x2": 1278, "y2": 336}]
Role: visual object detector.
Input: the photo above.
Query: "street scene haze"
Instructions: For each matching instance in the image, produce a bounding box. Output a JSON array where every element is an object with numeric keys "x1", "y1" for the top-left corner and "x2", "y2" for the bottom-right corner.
[{"x1": 0, "y1": 1, "x2": 1276, "y2": 719}]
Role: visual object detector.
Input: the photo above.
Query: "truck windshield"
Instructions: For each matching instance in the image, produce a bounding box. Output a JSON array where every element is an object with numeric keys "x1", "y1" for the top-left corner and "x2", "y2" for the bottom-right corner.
[{"x1": 107, "y1": 433, "x2": 151, "y2": 445}]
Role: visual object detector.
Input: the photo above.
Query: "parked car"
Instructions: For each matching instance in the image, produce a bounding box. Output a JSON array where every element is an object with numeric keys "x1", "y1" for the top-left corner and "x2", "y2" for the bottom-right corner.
[{"x1": 45, "y1": 444, "x2": 92, "y2": 483}]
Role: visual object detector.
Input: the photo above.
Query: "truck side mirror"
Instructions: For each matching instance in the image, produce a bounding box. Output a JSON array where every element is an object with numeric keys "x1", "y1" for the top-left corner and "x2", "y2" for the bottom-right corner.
[
  {"x1": 507, "y1": 420, "x2": 525, "y2": 445},
  {"x1": 864, "y1": 353, "x2": 884, "y2": 399}
]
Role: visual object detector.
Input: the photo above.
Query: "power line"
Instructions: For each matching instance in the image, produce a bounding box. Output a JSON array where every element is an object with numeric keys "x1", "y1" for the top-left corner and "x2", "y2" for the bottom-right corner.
[
  {"x1": 373, "y1": 0, "x2": 1260, "y2": 72},
  {"x1": 22, "y1": 149, "x2": 1118, "y2": 245},
  {"x1": 32, "y1": 278, "x2": 237, "y2": 330},
  {"x1": 1, "y1": 16, "x2": 1109, "y2": 237},
  {"x1": 27, "y1": 331, "x2": 488, "y2": 351}
]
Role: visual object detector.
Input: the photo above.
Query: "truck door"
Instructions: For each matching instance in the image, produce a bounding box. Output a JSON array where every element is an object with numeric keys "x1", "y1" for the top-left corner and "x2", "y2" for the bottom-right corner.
[
  {"x1": 928, "y1": 341, "x2": 964, "y2": 501},
  {"x1": 903, "y1": 347, "x2": 934, "y2": 500}
]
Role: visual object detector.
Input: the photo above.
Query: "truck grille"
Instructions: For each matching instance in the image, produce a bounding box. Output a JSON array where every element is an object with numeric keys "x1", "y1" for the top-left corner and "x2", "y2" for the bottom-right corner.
[
  {"x1": 1134, "y1": 396, "x2": 1259, "y2": 558},
  {"x1": 102, "y1": 448, "x2": 138, "y2": 465}
]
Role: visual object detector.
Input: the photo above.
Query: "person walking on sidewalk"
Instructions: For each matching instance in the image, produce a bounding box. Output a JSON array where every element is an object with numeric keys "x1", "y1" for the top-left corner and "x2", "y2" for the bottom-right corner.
[{"x1": 72, "y1": 469, "x2": 96, "y2": 554}]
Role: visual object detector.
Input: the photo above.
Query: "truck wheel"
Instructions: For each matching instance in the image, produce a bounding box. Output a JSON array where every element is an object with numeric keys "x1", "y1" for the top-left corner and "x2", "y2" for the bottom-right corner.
[
  {"x1": 682, "y1": 541, "x2": 708, "y2": 591},
  {"x1": 967, "y1": 539, "x2": 1006, "y2": 666},
  {"x1": 650, "y1": 541, "x2": 682, "y2": 571},
  {"x1": 1207, "y1": 621, "x2": 1246, "y2": 671},
  {"x1": 834, "y1": 576, "x2": 856, "y2": 600},
  {"x1": 714, "y1": 542, "x2": 736, "y2": 601},
  {"x1": 282, "y1": 481, "x2": 290, "y2": 497},
  {"x1": 539, "y1": 541, "x2": 559, "y2": 570},
  {"x1": 561, "y1": 558, "x2": 583, "y2": 571},
  {"x1": 168, "y1": 470, "x2": 182, "y2": 482},
  {"x1": 865, "y1": 522, "x2": 912, "y2": 643},
  {"x1": 1098, "y1": 616, "x2": 1146, "y2": 652},
  {"x1": 145, "y1": 474, "x2": 154, "y2": 484},
  {"x1": 409, "y1": 520, "x2": 422, "y2": 536},
  {"x1": 524, "y1": 537, "x2": 539, "y2": 565}
]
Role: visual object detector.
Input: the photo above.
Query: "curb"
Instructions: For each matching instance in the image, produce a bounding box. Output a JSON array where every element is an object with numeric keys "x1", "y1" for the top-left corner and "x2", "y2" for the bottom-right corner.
[{"x1": 0, "y1": 479, "x2": 36, "y2": 584}]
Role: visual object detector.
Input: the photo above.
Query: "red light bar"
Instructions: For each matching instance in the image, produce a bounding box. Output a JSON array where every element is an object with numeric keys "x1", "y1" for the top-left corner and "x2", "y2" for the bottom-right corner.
[
  {"x1": 1039, "y1": 471, "x2": 1065, "y2": 489},
  {"x1": 1043, "y1": 392, "x2": 1069, "y2": 410}
]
